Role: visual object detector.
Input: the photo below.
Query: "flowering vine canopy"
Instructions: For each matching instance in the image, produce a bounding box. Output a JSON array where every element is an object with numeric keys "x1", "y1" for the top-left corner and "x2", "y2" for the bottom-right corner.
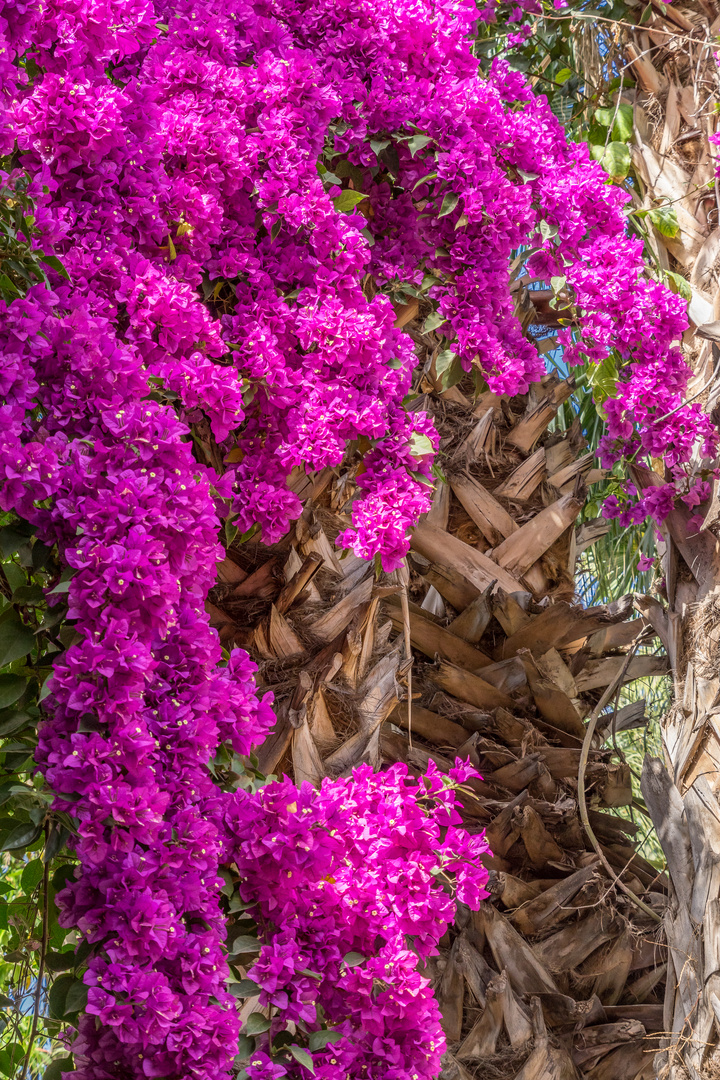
[{"x1": 0, "y1": 0, "x2": 714, "y2": 1077}]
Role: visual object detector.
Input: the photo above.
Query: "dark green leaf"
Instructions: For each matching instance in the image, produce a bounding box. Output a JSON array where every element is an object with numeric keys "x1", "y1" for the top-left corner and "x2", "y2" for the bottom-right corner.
[
  {"x1": 308, "y1": 1031, "x2": 343, "y2": 1052},
  {"x1": 236, "y1": 1036, "x2": 254, "y2": 1059},
  {"x1": 64, "y1": 980, "x2": 88, "y2": 1017},
  {"x1": 42, "y1": 1057, "x2": 74, "y2": 1080},
  {"x1": 39, "y1": 254, "x2": 69, "y2": 280},
  {"x1": 12, "y1": 584, "x2": 44, "y2": 605},
  {"x1": 244, "y1": 1013, "x2": 271, "y2": 1035},
  {"x1": 289, "y1": 1046, "x2": 315, "y2": 1074},
  {"x1": 0, "y1": 675, "x2": 27, "y2": 710},
  {"x1": 20, "y1": 858, "x2": 43, "y2": 894},
  {"x1": 229, "y1": 934, "x2": 262, "y2": 954},
  {"x1": 1, "y1": 822, "x2": 42, "y2": 852},
  {"x1": 438, "y1": 192, "x2": 459, "y2": 217},
  {"x1": 48, "y1": 974, "x2": 74, "y2": 1020},
  {"x1": 233, "y1": 978, "x2": 260, "y2": 996},
  {"x1": 422, "y1": 311, "x2": 447, "y2": 334},
  {"x1": 342, "y1": 951, "x2": 366, "y2": 967},
  {"x1": 0, "y1": 711, "x2": 33, "y2": 737},
  {"x1": 0, "y1": 612, "x2": 35, "y2": 667},
  {"x1": 407, "y1": 134, "x2": 431, "y2": 157},
  {"x1": 45, "y1": 949, "x2": 79, "y2": 973}
]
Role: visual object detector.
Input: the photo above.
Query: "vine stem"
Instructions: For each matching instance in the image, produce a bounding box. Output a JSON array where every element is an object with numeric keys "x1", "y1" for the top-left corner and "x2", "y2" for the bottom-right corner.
[
  {"x1": 20, "y1": 828, "x2": 51, "y2": 1080},
  {"x1": 577, "y1": 641, "x2": 662, "y2": 924}
]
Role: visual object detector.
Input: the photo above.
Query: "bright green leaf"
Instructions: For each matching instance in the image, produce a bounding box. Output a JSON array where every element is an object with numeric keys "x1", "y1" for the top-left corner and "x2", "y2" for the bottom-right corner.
[
  {"x1": 649, "y1": 204, "x2": 679, "y2": 238},
  {"x1": 332, "y1": 189, "x2": 368, "y2": 213},
  {"x1": 554, "y1": 67, "x2": 572, "y2": 85},
  {"x1": 612, "y1": 103, "x2": 634, "y2": 143},
  {"x1": 665, "y1": 270, "x2": 692, "y2": 301},
  {"x1": 602, "y1": 141, "x2": 631, "y2": 182}
]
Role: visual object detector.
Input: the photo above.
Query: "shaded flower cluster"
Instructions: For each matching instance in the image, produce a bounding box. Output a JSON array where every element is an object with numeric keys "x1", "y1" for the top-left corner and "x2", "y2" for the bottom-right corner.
[{"x1": 229, "y1": 762, "x2": 489, "y2": 1080}]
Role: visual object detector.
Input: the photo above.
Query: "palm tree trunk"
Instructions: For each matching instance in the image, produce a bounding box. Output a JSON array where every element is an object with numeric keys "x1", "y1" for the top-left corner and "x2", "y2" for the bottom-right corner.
[
  {"x1": 580, "y1": 2, "x2": 720, "y2": 1075},
  {"x1": 211, "y1": 333, "x2": 671, "y2": 1076}
]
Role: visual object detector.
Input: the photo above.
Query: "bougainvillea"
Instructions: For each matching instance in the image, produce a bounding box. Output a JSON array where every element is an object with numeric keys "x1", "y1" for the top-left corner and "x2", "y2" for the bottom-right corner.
[
  {"x1": 228, "y1": 762, "x2": 489, "y2": 1080},
  {"x1": 0, "y1": 0, "x2": 715, "y2": 1077}
]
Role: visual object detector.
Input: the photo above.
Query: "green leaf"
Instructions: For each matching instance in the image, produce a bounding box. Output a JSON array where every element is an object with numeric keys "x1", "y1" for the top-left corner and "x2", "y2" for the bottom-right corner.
[
  {"x1": 48, "y1": 974, "x2": 74, "y2": 1020},
  {"x1": 602, "y1": 142, "x2": 631, "y2": 182},
  {"x1": 39, "y1": 254, "x2": 69, "y2": 280},
  {"x1": 438, "y1": 192, "x2": 459, "y2": 217},
  {"x1": 342, "y1": 951, "x2": 366, "y2": 967},
  {"x1": 407, "y1": 134, "x2": 431, "y2": 157},
  {"x1": 0, "y1": 1043, "x2": 24, "y2": 1077},
  {"x1": 44, "y1": 949, "x2": 79, "y2": 973},
  {"x1": 1, "y1": 822, "x2": 42, "y2": 852},
  {"x1": 229, "y1": 934, "x2": 262, "y2": 954},
  {"x1": 308, "y1": 1031, "x2": 343, "y2": 1052},
  {"x1": 236, "y1": 1036, "x2": 254, "y2": 1059},
  {"x1": 422, "y1": 311, "x2": 447, "y2": 334},
  {"x1": 595, "y1": 106, "x2": 614, "y2": 128},
  {"x1": 550, "y1": 275, "x2": 567, "y2": 294},
  {"x1": 0, "y1": 612, "x2": 35, "y2": 667},
  {"x1": 289, "y1": 1046, "x2": 315, "y2": 1074},
  {"x1": 412, "y1": 170, "x2": 437, "y2": 191},
  {"x1": 539, "y1": 219, "x2": 558, "y2": 242},
  {"x1": 554, "y1": 67, "x2": 572, "y2": 85},
  {"x1": 0, "y1": 675, "x2": 27, "y2": 711},
  {"x1": 12, "y1": 583, "x2": 44, "y2": 605},
  {"x1": 231, "y1": 978, "x2": 260, "y2": 997},
  {"x1": 612, "y1": 103, "x2": 634, "y2": 143},
  {"x1": 20, "y1": 858, "x2": 43, "y2": 894},
  {"x1": 649, "y1": 204, "x2": 679, "y2": 238},
  {"x1": 588, "y1": 352, "x2": 619, "y2": 412},
  {"x1": 244, "y1": 1013, "x2": 271, "y2": 1035},
  {"x1": 64, "y1": 979, "x2": 88, "y2": 1016},
  {"x1": 0, "y1": 712, "x2": 33, "y2": 738},
  {"x1": 665, "y1": 270, "x2": 692, "y2": 301},
  {"x1": 42, "y1": 1057, "x2": 74, "y2": 1080},
  {"x1": 332, "y1": 189, "x2": 368, "y2": 213},
  {"x1": 409, "y1": 433, "x2": 434, "y2": 459}
]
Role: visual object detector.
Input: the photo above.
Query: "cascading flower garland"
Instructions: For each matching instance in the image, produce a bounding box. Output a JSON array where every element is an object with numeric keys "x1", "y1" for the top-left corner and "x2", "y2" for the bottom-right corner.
[{"x1": 0, "y1": 0, "x2": 716, "y2": 1077}]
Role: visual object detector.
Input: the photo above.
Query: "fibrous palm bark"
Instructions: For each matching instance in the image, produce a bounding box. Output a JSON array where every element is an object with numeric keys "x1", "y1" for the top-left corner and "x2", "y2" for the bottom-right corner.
[
  {"x1": 588, "y1": 2, "x2": 720, "y2": 1076},
  {"x1": 208, "y1": 299, "x2": 672, "y2": 1076}
]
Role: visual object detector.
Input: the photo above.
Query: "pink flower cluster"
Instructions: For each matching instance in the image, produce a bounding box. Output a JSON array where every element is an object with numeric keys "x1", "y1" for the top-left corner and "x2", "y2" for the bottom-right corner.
[{"x1": 228, "y1": 762, "x2": 490, "y2": 1080}]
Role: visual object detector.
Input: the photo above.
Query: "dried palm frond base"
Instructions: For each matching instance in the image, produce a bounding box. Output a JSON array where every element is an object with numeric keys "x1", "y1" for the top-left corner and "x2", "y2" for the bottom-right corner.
[{"x1": 208, "y1": 373, "x2": 669, "y2": 1080}]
